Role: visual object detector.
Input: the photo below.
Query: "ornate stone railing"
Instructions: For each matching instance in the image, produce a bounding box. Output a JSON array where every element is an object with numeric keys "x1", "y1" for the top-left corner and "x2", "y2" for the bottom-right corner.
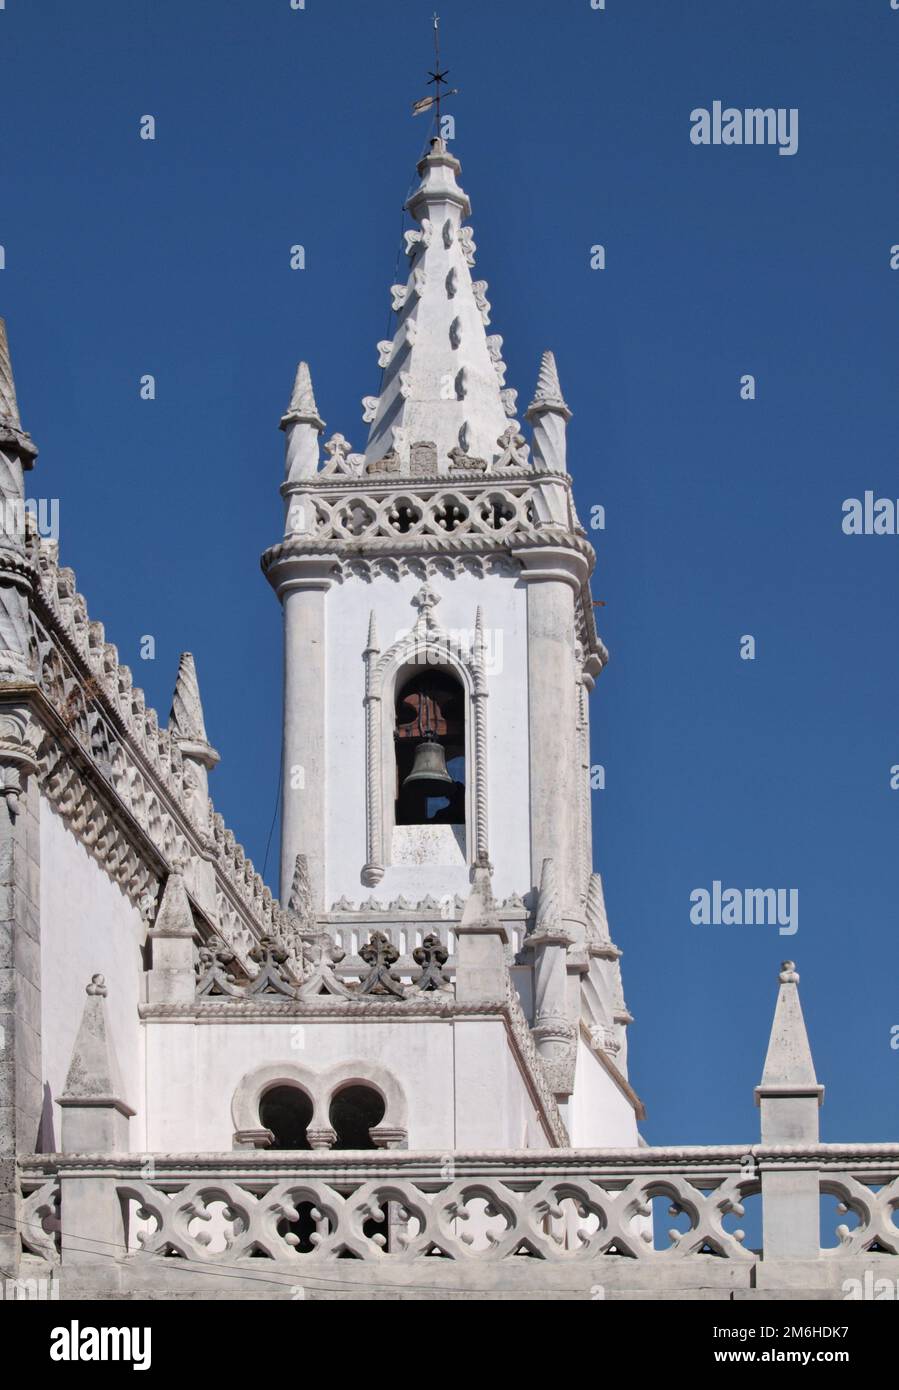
[
  {"x1": 322, "y1": 905, "x2": 528, "y2": 961},
  {"x1": 17, "y1": 1145, "x2": 899, "y2": 1271}
]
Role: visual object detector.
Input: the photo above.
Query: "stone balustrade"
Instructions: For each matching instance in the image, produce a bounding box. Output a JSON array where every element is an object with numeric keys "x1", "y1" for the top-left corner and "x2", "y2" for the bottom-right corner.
[{"x1": 16, "y1": 1144, "x2": 899, "y2": 1297}]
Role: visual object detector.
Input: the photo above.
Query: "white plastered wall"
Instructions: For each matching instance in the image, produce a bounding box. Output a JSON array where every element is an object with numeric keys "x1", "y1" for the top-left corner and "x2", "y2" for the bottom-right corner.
[
  {"x1": 567, "y1": 1038, "x2": 640, "y2": 1147},
  {"x1": 39, "y1": 803, "x2": 147, "y2": 1150},
  {"x1": 144, "y1": 1015, "x2": 553, "y2": 1152}
]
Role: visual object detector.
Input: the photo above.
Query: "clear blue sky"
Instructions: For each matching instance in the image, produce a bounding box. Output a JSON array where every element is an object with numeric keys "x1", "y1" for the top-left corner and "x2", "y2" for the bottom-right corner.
[{"x1": 3, "y1": 0, "x2": 896, "y2": 1149}]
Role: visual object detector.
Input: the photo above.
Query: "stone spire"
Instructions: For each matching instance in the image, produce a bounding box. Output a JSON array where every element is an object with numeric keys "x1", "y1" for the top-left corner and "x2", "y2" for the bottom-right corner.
[
  {"x1": 0, "y1": 319, "x2": 37, "y2": 684},
  {"x1": 363, "y1": 138, "x2": 517, "y2": 473},
  {"x1": 153, "y1": 864, "x2": 195, "y2": 936},
  {"x1": 584, "y1": 871, "x2": 610, "y2": 944},
  {"x1": 169, "y1": 653, "x2": 218, "y2": 768},
  {"x1": 756, "y1": 961, "x2": 825, "y2": 1260},
  {"x1": 0, "y1": 318, "x2": 37, "y2": 467},
  {"x1": 755, "y1": 960, "x2": 824, "y2": 1143},
  {"x1": 525, "y1": 350, "x2": 571, "y2": 474},
  {"x1": 287, "y1": 853, "x2": 315, "y2": 932},
  {"x1": 455, "y1": 856, "x2": 509, "y2": 1004},
  {"x1": 533, "y1": 857, "x2": 565, "y2": 939},
  {"x1": 527, "y1": 350, "x2": 570, "y2": 420},
  {"x1": 280, "y1": 361, "x2": 325, "y2": 482},
  {"x1": 168, "y1": 655, "x2": 219, "y2": 914},
  {"x1": 147, "y1": 869, "x2": 197, "y2": 1004},
  {"x1": 58, "y1": 975, "x2": 135, "y2": 1151},
  {"x1": 525, "y1": 859, "x2": 575, "y2": 1090},
  {"x1": 0, "y1": 318, "x2": 22, "y2": 432}
]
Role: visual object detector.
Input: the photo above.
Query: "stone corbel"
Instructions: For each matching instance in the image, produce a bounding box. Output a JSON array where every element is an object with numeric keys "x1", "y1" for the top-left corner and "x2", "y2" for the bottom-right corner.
[
  {"x1": 232, "y1": 1127, "x2": 275, "y2": 1151},
  {"x1": 0, "y1": 708, "x2": 43, "y2": 816},
  {"x1": 369, "y1": 1124, "x2": 408, "y2": 1150},
  {"x1": 306, "y1": 1124, "x2": 337, "y2": 1151}
]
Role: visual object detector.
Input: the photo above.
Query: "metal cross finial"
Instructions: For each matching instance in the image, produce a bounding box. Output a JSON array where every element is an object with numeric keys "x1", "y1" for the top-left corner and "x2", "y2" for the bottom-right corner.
[
  {"x1": 411, "y1": 13, "x2": 459, "y2": 124},
  {"x1": 429, "y1": 13, "x2": 449, "y2": 128}
]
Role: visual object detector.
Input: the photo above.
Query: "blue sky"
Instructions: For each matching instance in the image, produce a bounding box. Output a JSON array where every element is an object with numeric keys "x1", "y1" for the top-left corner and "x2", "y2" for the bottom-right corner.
[{"x1": 2, "y1": 0, "x2": 896, "y2": 1149}]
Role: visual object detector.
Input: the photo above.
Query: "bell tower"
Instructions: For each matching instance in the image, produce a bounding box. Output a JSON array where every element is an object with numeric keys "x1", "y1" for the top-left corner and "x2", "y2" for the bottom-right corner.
[
  {"x1": 262, "y1": 137, "x2": 636, "y2": 1136},
  {"x1": 263, "y1": 136, "x2": 605, "y2": 911}
]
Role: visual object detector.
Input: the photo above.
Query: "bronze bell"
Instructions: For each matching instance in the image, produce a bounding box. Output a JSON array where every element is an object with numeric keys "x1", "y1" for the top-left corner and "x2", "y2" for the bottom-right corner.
[{"x1": 403, "y1": 736, "x2": 453, "y2": 794}]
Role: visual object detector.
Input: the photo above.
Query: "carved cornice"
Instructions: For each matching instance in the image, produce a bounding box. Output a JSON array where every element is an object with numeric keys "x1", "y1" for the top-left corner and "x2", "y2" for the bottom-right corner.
[
  {"x1": 25, "y1": 541, "x2": 281, "y2": 958},
  {"x1": 263, "y1": 526, "x2": 595, "y2": 572},
  {"x1": 21, "y1": 1142, "x2": 899, "y2": 1178},
  {"x1": 261, "y1": 527, "x2": 606, "y2": 668},
  {"x1": 142, "y1": 996, "x2": 483, "y2": 1020},
  {"x1": 332, "y1": 553, "x2": 522, "y2": 585},
  {"x1": 280, "y1": 464, "x2": 557, "y2": 495},
  {"x1": 322, "y1": 895, "x2": 527, "y2": 917}
]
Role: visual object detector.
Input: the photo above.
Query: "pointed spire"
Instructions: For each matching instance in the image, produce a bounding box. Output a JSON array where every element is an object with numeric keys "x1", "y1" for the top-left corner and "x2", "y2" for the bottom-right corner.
[
  {"x1": 532, "y1": 857, "x2": 565, "y2": 939},
  {"x1": 455, "y1": 855, "x2": 509, "y2": 1004},
  {"x1": 525, "y1": 350, "x2": 571, "y2": 423},
  {"x1": 169, "y1": 652, "x2": 207, "y2": 742},
  {"x1": 280, "y1": 361, "x2": 325, "y2": 432},
  {"x1": 585, "y1": 872, "x2": 610, "y2": 943},
  {"x1": 459, "y1": 854, "x2": 501, "y2": 932},
  {"x1": 585, "y1": 871, "x2": 621, "y2": 960},
  {"x1": 287, "y1": 853, "x2": 315, "y2": 932},
  {"x1": 0, "y1": 318, "x2": 38, "y2": 465},
  {"x1": 280, "y1": 362, "x2": 326, "y2": 482},
  {"x1": 153, "y1": 866, "x2": 195, "y2": 937},
  {"x1": 759, "y1": 960, "x2": 820, "y2": 1092},
  {"x1": 169, "y1": 653, "x2": 219, "y2": 769},
  {"x1": 755, "y1": 961, "x2": 824, "y2": 1142},
  {"x1": 58, "y1": 975, "x2": 135, "y2": 1153},
  {"x1": 0, "y1": 318, "x2": 22, "y2": 429},
  {"x1": 525, "y1": 350, "x2": 571, "y2": 474},
  {"x1": 60, "y1": 976, "x2": 133, "y2": 1110},
  {"x1": 147, "y1": 869, "x2": 198, "y2": 1004},
  {"x1": 363, "y1": 138, "x2": 514, "y2": 473}
]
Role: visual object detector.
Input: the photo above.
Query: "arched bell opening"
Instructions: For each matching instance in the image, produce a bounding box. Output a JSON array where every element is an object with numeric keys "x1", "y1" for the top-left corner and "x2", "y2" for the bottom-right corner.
[
  {"x1": 258, "y1": 1083, "x2": 314, "y2": 1150},
  {"x1": 329, "y1": 1083, "x2": 387, "y2": 1150},
  {"x1": 394, "y1": 668, "x2": 466, "y2": 828}
]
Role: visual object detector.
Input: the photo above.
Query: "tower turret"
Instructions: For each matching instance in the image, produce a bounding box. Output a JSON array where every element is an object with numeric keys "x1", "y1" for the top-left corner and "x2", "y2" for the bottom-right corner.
[
  {"x1": 280, "y1": 361, "x2": 326, "y2": 486},
  {"x1": 260, "y1": 133, "x2": 635, "y2": 1136},
  {"x1": 168, "y1": 652, "x2": 219, "y2": 913}
]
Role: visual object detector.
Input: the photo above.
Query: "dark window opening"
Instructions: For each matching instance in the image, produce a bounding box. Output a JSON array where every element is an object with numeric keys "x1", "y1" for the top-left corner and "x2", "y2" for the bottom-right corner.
[
  {"x1": 329, "y1": 1084, "x2": 386, "y2": 1150},
  {"x1": 394, "y1": 670, "x2": 465, "y2": 826},
  {"x1": 388, "y1": 502, "x2": 421, "y2": 533},
  {"x1": 277, "y1": 1202, "x2": 320, "y2": 1252},
  {"x1": 259, "y1": 1084, "x2": 313, "y2": 1150}
]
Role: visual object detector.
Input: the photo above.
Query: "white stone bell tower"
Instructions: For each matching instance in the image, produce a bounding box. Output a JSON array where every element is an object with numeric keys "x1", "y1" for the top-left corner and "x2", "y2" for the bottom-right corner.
[{"x1": 263, "y1": 138, "x2": 637, "y2": 1139}]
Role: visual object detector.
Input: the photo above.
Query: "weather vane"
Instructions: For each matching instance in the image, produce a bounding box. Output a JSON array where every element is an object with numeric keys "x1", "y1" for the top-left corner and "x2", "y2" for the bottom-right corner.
[{"x1": 411, "y1": 13, "x2": 459, "y2": 126}]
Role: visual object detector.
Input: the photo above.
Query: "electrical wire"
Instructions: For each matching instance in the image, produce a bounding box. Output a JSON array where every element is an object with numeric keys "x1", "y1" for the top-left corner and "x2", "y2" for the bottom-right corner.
[{"x1": 0, "y1": 1210, "x2": 586, "y2": 1298}]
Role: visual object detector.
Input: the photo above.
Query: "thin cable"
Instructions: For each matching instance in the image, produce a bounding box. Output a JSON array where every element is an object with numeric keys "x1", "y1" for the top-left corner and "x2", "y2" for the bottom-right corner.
[
  {"x1": 260, "y1": 753, "x2": 283, "y2": 882},
  {"x1": 0, "y1": 1211, "x2": 584, "y2": 1297}
]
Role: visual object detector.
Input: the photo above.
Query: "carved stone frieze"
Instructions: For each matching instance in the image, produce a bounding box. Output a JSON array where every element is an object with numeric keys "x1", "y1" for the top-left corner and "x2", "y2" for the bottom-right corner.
[{"x1": 26, "y1": 544, "x2": 282, "y2": 948}]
